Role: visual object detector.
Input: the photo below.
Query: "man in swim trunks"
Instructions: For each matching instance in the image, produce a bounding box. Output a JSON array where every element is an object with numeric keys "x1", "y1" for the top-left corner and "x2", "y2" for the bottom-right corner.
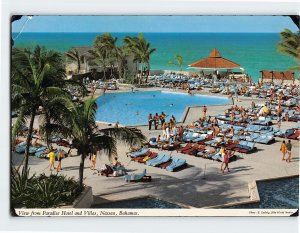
[
  {"x1": 160, "y1": 112, "x2": 166, "y2": 126},
  {"x1": 153, "y1": 113, "x2": 159, "y2": 130},
  {"x1": 148, "y1": 113, "x2": 153, "y2": 130}
]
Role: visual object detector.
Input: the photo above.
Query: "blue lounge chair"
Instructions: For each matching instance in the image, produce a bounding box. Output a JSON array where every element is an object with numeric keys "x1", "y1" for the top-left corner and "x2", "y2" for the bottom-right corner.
[
  {"x1": 35, "y1": 146, "x2": 48, "y2": 158},
  {"x1": 149, "y1": 138, "x2": 158, "y2": 147},
  {"x1": 127, "y1": 148, "x2": 149, "y2": 157},
  {"x1": 254, "y1": 135, "x2": 274, "y2": 144},
  {"x1": 146, "y1": 154, "x2": 171, "y2": 167},
  {"x1": 245, "y1": 133, "x2": 260, "y2": 142},
  {"x1": 124, "y1": 169, "x2": 151, "y2": 182},
  {"x1": 204, "y1": 149, "x2": 220, "y2": 159},
  {"x1": 246, "y1": 124, "x2": 260, "y2": 132},
  {"x1": 15, "y1": 142, "x2": 26, "y2": 153},
  {"x1": 252, "y1": 117, "x2": 272, "y2": 126},
  {"x1": 166, "y1": 157, "x2": 187, "y2": 172}
]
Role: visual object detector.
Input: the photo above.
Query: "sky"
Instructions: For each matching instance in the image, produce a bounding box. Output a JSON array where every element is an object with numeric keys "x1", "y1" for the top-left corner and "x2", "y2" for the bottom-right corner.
[{"x1": 12, "y1": 16, "x2": 298, "y2": 33}]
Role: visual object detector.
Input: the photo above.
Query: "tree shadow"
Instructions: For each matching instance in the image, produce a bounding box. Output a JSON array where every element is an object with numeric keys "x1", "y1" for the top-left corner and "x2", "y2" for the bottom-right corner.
[{"x1": 92, "y1": 165, "x2": 251, "y2": 208}]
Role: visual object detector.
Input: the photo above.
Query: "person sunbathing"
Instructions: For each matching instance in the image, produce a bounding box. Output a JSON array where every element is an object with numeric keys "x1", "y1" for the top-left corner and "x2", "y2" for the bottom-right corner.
[
  {"x1": 214, "y1": 136, "x2": 225, "y2": 147},
  {"x1": 238, "y1": 129, "x2": 245, "y2": 136},
  {"x1": 231, "y1": 112, "x2": 235, "y2": 122},
  {"x1": 205, "y1": 148, "x2": 216, "y2": 155},
  {"x1": 285, "y1": 112, "x2": 289, "y2": 122}
]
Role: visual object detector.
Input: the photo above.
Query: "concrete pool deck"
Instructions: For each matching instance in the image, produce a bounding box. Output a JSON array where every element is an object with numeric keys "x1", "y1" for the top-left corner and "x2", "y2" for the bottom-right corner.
[{"x1": 12, "y1": 87, "x2": 300, "y2": 208}]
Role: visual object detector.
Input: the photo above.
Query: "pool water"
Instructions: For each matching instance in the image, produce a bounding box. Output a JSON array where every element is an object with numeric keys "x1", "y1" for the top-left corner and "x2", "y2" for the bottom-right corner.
[
  {"x1": 229, "y1": 177, "x2": 299, "y2": 209},
  {"x1": 92, "y1": 197, "x2": 184, "y2": 209},
  {"x1": 95, "y1": 91, "x2": 230, "y2": 125}
]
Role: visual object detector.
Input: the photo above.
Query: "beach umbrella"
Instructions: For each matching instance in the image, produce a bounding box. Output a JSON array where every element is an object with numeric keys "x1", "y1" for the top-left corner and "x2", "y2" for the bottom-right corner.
[{"x1": 188, "y1": 48, "x2": 243, "y2": 71}]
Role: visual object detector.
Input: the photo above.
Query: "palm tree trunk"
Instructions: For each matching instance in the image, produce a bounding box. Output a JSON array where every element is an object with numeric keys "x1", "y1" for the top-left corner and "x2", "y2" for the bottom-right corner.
[
  {"x1": 24, "y1": 108, "x2": 36, "y2": 171},
  {"x1": 77, "y1": 60, "x2": 81, "y2": 74},
  {"x1": 44, "y1": 112, "x2": 51, "y2": 148},
  {"x1": 79, "y1": 152, "x2": 86, "y2": 187}
]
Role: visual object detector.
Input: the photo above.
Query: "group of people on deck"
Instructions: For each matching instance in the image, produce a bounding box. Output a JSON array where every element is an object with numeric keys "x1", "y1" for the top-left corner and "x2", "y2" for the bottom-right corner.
[{"x1": 148, "y1": 112, "x2": 175, "y2": 131}]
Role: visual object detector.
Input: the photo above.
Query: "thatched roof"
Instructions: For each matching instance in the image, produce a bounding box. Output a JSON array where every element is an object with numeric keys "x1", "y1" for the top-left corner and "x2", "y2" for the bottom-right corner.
[{"x1": 189, "y1": 48, "x2": 241, "y2": 69}]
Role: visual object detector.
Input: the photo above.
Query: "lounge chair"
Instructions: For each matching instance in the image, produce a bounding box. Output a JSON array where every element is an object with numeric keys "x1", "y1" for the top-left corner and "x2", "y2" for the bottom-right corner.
[
  {"x1": 158, "y1": 159, "x2": 173, "y2": 169},
  {"x1": 35, "y1": 146, "x2": 47, "y2": 158},
  {"x1": 187, "y1": 145, "x2": 206, "y2": 156},
  {"x1": 254, "y1": 135, "x2": 275, "y2": 144},
  {"x1": 287, "y1": 130, "x2": 300, "y2": 140},
  {"x1": 181, "y1": 143, "x2": 200, "y2": 154},
  {"x1": 234, "y1": 141, "x2": 256, "y2": 153},
  {"x1": 252, "y1": 117, "x2": 272, "y2": 126},
  {"x1": 162, "y1": 142, "x2": 181, "y2": 151},
  {"x1": 165, "y1": 157, "x2": 187, "y2": 172},
  {"x1": 99, "y1": 164, "x2": 114, "y2": 177},
  {"x1": 134, "y1": 152, "x2": 158, "y2": 163},
  {"x1": 205, "y1": 149, "x2": 220, "y2": 159},
  {"x1": 192, "y1": 134, "x2": 207, "y2": 142},
  {"x1": 288, "y1": 116, "x2": 300, "y2": 122},
  {"x1": 124, "y1": 169, "x2": 151, "y2": 182},
  {"x1": 127, "y1": 148, "x2": 149, "y2": 157},
  {"x1": 245, "y1": 133, "x2": 260, "y2": 142},
  {"x1": 131, "y1": 150, "x2": 152, "y2": 162},
  {"x1": 15, "y1": 142, "x2": 26, "y2": 153},
  {"x1": 146, "y1": 154, "x2": 171, "y2": 167},
  {"x1": 176, "y1": 143, "x2": 193, "y2": 153}
]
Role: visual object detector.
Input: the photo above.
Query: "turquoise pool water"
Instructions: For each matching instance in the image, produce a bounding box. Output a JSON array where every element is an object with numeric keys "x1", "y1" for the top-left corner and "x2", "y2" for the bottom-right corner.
[
  {"x1": 229, "y1": 177, "x2": 299, "y2": 209},
  {"x1": 92, "y1": 197, "x2": 184, "y2": 209},
  {"x1": 95, "y1": 91, "x2": 230, "y2": 125}
]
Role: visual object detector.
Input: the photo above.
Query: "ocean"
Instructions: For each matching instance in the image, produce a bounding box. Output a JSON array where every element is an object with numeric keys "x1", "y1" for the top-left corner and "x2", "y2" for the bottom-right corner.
[{"x1": 12, "y1": 32, "x2": 298, "y2": 81}]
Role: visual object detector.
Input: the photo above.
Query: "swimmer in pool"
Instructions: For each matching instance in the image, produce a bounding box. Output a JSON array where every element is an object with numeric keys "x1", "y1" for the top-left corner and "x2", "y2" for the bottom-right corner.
[{"x1": 170, "y1": 104, "x2": 174, "y2": 107}]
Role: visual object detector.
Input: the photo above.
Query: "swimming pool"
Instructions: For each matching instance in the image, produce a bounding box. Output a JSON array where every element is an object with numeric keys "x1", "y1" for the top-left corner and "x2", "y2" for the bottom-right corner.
[
  {"x1": 95, "y1": 91, "x2": 230, "y2": 125},
  {"x1": 229, "y1": 177, "x2": 299, "y2": 209}
]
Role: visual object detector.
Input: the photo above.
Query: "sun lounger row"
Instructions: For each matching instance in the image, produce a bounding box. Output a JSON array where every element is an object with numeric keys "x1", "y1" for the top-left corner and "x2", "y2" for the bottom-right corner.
[{"x1": 128, "y1": 149, "x2": 187, "y2": 172}]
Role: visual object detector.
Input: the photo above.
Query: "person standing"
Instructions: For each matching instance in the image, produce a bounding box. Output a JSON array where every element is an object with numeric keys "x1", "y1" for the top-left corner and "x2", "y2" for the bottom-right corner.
[
  {"x1": 160, "y1": 112, "x2": 166, "y2": 126},
  {"x1": 57, "y1": 148, "x2": 64, "y2": 172},
  {"x1": 170, "y1": 115, "x2": 176, "y2": 128},
  {"x1": 148, "y1": 113, "x2": 153, "y2": 130},
  {"x1": 286, "y1": 140, "x2": 292, "y2": 162},
  {"x1": 49, "y1": 148, "x2": 56, "y2": 171},
  {"x1": 91, "y1": 152, "x2": 97, "y2": 170},
  {"x1": 202, "y1": 105, "x2": 207, "y2": 118},
  {"x1": 277, "y1": 118, "x2": 282, "y2": 129},
  {"x1": 166, "y1": 123, "x2": 170, "y2": 140},
  {"x1": 154, "y1": 113, "x2": 159, "y2": 130},
  {"x1": 280, "y1": 140, "x2": 286, "y2": 161},
  {"x1": 221, "y1": 149, "x2": 232, "y2": 173},
  {"x1": 162, "y1": 122, "x2": 166, "y2": 139},
  {"x1": 177, "y1": 125, "x2": 184, "y2": 142}
]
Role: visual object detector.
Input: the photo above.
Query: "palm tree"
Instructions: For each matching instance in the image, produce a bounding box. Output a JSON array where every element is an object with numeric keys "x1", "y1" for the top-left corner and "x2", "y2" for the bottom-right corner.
[
  {"x1": 65, "y1": 48, "x2": 82, "y2": 74},
  {"x1": 168, "y1": 54, "x2": 183, "y2": 71},
  {"x1": 278, "y1": 29, "x2": 300, "y2": 73},
  {"x1": 89, "y1": 33, "x2": 118, "y2": 80},
  {"x1": 11, "y1": 46, "x2": 71, "y2": 171},
  {"x1": 124, "y1": 33, "x2": 156, "y2": 85},
  {"x1": 47, "y1": 96, "x2": 146, "y2": 187},
  {"x1": 115, "y1": 46, "x2": 130, "y2": 80}
]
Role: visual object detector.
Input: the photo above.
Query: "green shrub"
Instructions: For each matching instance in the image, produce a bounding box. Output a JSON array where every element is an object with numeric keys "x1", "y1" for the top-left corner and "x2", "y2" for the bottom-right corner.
[{"x1": 11, "y1": 168, "x2": 84, "y2": 208}]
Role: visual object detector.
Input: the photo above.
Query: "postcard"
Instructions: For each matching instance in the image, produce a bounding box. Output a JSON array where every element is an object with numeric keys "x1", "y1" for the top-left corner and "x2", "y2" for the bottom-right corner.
[{"x1": 10, "y1": 15, "x2": 299, "y2": 217}]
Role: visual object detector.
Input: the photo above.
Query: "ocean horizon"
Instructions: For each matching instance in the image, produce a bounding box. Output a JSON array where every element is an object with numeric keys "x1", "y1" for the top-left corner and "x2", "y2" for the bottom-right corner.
[{"x1": 12, "y1": 32, "x2": 298, "y2": 81}]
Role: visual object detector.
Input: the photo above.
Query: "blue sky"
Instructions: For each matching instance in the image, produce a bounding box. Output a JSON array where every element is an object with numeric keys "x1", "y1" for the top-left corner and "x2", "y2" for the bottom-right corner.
[{"x1": 12, "y1": 16, "x2": 298, "y2": 33}]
